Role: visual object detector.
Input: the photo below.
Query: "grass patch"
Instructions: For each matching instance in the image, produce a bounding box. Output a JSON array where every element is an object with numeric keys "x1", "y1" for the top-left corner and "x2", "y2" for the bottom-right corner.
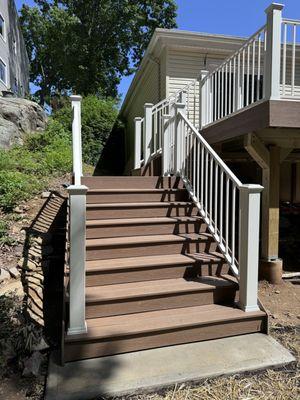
[
  {"x1": 0, "y1": 119, "x2": 72, "y2": 211},
  {"x1": 0, "y1": 220, "x2": 17, "y2": 246}
]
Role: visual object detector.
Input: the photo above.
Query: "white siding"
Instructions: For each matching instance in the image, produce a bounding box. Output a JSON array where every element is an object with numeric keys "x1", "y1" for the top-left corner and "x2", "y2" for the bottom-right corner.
[
  {"x1": 124, "y1": 61, "x2": 161, "y2": 171},
  {"x1": 166, "y1": 49, "x2": 228, "y2": 127}
]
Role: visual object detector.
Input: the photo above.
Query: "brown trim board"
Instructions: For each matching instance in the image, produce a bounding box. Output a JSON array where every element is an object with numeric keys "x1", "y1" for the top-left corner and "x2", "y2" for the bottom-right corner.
[{"x1": 201, "y1": 100, "x2": 300, "y2": 145}]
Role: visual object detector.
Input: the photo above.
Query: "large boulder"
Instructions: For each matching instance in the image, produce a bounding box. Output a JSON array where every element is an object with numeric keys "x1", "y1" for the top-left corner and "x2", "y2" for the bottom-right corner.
[{"x1": 0, "y1": 97, "x2": 47, "y2": 149}]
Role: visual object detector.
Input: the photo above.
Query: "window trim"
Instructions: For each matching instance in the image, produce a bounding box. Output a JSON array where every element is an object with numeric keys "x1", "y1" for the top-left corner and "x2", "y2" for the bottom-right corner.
[
  {"x1": 0, "y1": 13, "x2": 6, "y2": 42},
  {"x1": 0, "y1": 57, "x2": 7, "y2": 86}
]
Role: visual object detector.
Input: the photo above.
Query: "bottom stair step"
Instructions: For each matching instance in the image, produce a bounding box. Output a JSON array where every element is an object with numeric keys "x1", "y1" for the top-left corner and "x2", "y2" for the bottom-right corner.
[
  {"x1": 85, "y1": 277, "x2": 238, "y2": 318},
  {"x1": 65, "y1": 304, "x2": 266, "y2": 362}
]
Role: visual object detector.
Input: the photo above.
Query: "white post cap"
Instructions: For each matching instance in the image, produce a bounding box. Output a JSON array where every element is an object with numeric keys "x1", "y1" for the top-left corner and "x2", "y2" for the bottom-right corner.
[
  {"x1": 70, "y1": 95, "x2": 82, "y2": 102},
  {"x1": 265, "y1": 3, "x2": 284, "y2": 14}
]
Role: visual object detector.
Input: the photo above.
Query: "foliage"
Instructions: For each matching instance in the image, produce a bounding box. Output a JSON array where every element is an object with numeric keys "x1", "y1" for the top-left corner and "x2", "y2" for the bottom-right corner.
[
  {"x1": 0, "y1": 94, "x2": 116, "y2": 211},
  {"x1": 53, "y1": 95, "x2": 119, "y2": 165},
  {"x1": 0, "y1": 119, "x2": 72, "y2": 211},
  {"x1": 0, "y1": 171, "x2": 41, "y2": 211},
  {"x1": 19, "y1": 0, "x2": 177, "y2": 103},
  {"x1": 0, "y1": 220, "x2": 17, "y2": 246}
]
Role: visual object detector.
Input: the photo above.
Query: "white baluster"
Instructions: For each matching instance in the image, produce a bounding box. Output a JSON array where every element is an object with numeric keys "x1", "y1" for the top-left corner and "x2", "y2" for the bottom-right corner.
[
  {"x1": 162, "y1": 114, "x2": 171, "y2": 176},
  {"x1": 134, "y1": 117, "x2": 142, "y2": 170},
  {"x1": 143, "y1": 103, "x2": 153, "y2": 164},
  {"x1": 174, "y1": 102, "x2": 186, "y2": 174},
  {"x1": 199, "y1": 70, "x2": 209, "y2": 129}
]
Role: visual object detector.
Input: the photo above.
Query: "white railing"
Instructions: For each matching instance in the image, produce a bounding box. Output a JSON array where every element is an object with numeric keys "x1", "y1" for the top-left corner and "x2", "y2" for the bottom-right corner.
[
  {"x1": 200, "y1": 3, "x2": 300, "y2": 128},
  {"x1": 134, "y1": 81, "x2": 198, "y2": 169},
  {"x1": 200, "y1": 25, "x2": 267, "y2": 127},
  {"x1": 132, "y1": 3, "x2": 300, "y2": 310},
  {"x1": 162, "y1": 101, "x2": 263, "y2": 312},
  {"x1": 281, "y1": 18, "x2": 300, "y2": 98},
  {"x1": 67, "y1": 95, "x2": 88, "y2": 335}
]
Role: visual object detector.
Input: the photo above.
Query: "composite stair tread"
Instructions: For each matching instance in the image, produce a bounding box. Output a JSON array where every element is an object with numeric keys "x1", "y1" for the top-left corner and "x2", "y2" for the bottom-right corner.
[
  {"x1": 86, "y1": 216, "x2": 203, "y2": 227},
  {"x1": 86, "y1": 201, "x2": 194, "y2": 208},
  {"x1": 66, "y1": 304, "x2": 265, "y2": 342},
  {"x1": 85, "y1": 277, "x2": 238, "y2": 302},
  {"x1": 86, "y1": 233, "x2": 213, "y2": 248},
  {"x1": 85, "y1": 252, "x2": 226, "y2": 272}
]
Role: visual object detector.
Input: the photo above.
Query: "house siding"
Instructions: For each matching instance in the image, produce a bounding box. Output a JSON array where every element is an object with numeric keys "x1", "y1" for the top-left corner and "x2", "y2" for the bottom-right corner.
[
  {"x1": 0, "y1": 0, "x2": 29, "y2": 97},
  {"x1": 166, "y1": 49, "x2": 229, "y2": 127},
  {"x1": 124, "y1": 59, "x2": 162, "y2": 171}
]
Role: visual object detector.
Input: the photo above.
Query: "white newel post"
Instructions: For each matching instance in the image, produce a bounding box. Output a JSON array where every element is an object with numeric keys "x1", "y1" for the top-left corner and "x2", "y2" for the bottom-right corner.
[
  {"x1": 70, "y1": 95, "x2": 83, "y2": 185},
  {"x1": 174, "y1": 102, "x2": 186, "y2": 174},
  {"x1": 264, "y1": 3, "x2": 284, "y2": 100},
  {"x1": 134, "y1": 117, "x2": 142, "y2": 169},
  {"x1": 238, "y1": 184, "x2": 264, "y2": 312},
  {"x1": 179, "y1": 89, "x2": 187, "y2": 105},
  {"x1": 162, "y1": 114, "x2": 171, "y2": 175},
  {"x1": 143, "y1": 103, "x2": 153, "y2": 164},
  {"x1": 67, "y1": 95, "x2": 88, "y2": 335},
  {"x1": 199, "y1": 70, "x2": 209, "y2": 128}
]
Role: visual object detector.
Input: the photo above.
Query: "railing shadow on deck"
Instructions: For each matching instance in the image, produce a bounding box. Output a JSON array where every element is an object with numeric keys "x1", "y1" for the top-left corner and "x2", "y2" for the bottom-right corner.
[
  {"x1": 19, "y1": 192, "x2": 123, "y2": 394},
  {"x1": 19, "y1": 192, "x2": 67, "y2": 351}
]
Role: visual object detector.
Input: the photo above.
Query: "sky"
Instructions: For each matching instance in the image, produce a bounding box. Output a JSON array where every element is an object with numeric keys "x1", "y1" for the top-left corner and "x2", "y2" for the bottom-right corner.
[{"x1": 15, "y1": 0, "x2": 300, "y2": 102}]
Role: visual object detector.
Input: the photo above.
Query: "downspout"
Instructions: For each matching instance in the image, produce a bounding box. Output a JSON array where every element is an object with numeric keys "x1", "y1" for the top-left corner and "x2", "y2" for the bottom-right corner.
[{"x1": 148, "y1": 55, "x2": 161, "y2": 101}]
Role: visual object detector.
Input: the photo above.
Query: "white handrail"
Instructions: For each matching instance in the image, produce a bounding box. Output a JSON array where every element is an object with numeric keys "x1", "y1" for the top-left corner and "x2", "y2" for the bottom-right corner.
[
  {"x1": 162, "y1": 102, "x2": 263, "y2": 311},
  {"x1": 179, "y1": 112, "x2": 243, "y2": 188}
]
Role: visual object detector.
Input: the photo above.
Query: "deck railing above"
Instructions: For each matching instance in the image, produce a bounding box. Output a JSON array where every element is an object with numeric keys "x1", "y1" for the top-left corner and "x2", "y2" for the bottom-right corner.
[
  {"x1": 200, "y1": 3, "x2": 300, "y2": 128},
  {"x1": 281, "y1": 18, "x2": 300, "y2": 98},
  {"x1": 200, "y1": 25, "x2": 267, "y2": 127}
]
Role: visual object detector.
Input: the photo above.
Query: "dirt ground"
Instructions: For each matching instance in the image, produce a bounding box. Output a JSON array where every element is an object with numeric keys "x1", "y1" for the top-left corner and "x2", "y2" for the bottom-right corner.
[{"x1": 0, "y1": 177, "x2": 299, "y2": 400}]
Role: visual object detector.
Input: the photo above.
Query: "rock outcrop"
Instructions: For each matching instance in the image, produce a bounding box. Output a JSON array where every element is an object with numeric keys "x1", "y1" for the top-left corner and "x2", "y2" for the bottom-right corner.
[{"x1": 0, "y1": 97, "x2": 47, "y2": 149}]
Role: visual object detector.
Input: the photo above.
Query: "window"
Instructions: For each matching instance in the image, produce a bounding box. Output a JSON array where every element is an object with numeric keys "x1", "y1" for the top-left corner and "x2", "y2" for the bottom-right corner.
[
  {"x1": 0, "y1": 59, "x2": 6, "y2": 84},
  {"x1": 0, "y1": 15, "x2": 4, "y2": 39},
  {"x1": 13, "y1": 39, "x2": 17, "y2": 55}
]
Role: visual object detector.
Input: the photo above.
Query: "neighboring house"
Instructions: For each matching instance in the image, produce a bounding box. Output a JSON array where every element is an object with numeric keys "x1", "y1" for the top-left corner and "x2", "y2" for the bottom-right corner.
[{"x1": 0, "y1": 0, "x2": 29, "y2": 97}]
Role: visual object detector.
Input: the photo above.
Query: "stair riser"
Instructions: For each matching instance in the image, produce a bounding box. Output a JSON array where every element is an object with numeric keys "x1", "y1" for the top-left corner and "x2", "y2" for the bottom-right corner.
[
  {"x1": 86, "y1": 265, "x2": 194, "y2": 286},
  {"x1": 64, "y1": 317, "x2": 264, "y2": 361},
  {"x1": 86, "y1": 239, "x2": 218, "y2": 261},
  {"x1": 85, "y1": 263, "x2": 230, "y2": 286},
  {"x1": 85, "y1": 288, "x2": 237, "y2": 318},
  {"x1": 86, "y1": 221, "x2": 207, "y2": 239},
  {"x1": 86, "y1": 205, "x2": 198, "y2": 220},
  {"x1": 82, "y1": 176, "x2": 185, "y2": 189},
  {"x1": 86, "y1": 191, "x2": 188, "y2": 204}
]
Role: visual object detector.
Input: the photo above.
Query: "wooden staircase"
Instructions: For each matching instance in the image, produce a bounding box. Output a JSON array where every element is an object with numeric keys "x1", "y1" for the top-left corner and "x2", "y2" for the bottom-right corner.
[{"x1": 64, "y1": 176, "x2": 267, "y2": 362}]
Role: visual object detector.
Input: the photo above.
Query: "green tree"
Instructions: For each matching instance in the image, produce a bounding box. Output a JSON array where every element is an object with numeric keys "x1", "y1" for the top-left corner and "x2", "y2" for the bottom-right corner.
[{"x1": 20, "y1": 0, "x2": 177, "y2": 104}]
